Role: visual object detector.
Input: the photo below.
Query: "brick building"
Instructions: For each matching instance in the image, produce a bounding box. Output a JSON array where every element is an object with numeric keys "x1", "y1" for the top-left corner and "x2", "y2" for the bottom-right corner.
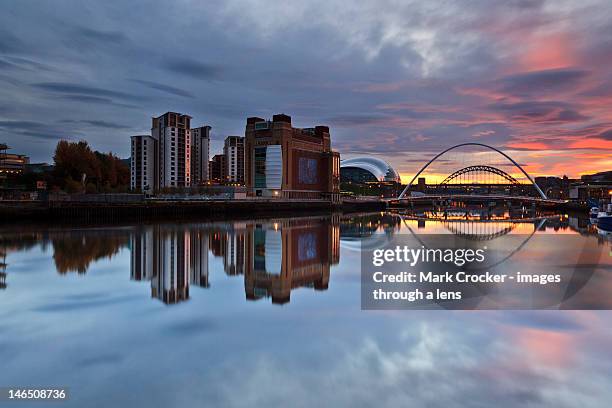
[
  {"x1": 209, "y1": 154, "x2": 226, "y2": 183},
  {"x1": 244, "y1": 114, "x2": 340, "y2": 201}
]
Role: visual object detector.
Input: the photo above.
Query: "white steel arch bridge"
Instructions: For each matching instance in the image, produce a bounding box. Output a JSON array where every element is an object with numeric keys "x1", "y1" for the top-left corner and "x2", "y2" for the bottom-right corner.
[{"x1": 397, "y1": 143, "x2": 548, "y2": 200}]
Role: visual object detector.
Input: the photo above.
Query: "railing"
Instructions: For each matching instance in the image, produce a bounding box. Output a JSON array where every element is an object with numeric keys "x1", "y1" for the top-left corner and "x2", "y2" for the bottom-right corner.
[{"x1": 46, "y1": 193, "x2": 146, "y2": 203}]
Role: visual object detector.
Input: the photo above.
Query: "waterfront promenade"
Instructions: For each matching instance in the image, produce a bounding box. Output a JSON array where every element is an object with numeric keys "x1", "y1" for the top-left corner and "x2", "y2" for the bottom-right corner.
[{"x1": 0, "y1": 196, "x2": 386, "y2": 224}]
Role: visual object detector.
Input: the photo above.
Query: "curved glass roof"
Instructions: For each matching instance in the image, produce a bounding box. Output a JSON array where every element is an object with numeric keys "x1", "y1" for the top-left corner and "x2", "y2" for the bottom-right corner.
[{"x1": 340, "y1": 157, "x2": 401, "y2": 183}]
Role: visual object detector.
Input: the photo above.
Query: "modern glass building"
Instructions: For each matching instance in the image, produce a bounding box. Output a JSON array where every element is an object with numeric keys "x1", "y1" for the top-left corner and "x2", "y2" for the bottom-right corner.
[{"x1": 340, "y1": 157, "x2": 401, "y2": 184}]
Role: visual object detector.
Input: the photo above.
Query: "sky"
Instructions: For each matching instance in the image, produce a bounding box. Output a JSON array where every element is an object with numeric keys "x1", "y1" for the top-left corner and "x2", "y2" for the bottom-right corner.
[{"x1": 1, "y1": 0, "x2": 611, "y2": 182}]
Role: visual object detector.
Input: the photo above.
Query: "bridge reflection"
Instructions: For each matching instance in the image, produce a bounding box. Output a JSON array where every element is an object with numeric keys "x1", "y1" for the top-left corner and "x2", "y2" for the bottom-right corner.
[{"x1": 0, "y1": 211, "x2": 608, "y2": 304}]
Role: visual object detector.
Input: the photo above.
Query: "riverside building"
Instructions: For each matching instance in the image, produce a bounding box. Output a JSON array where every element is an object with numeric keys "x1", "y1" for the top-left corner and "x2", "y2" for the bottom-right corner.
[
  {"x1": 209, "y1": 154, "x2": 227, "y2": 183},
  {"x1": 191, "y1": 125, "x2": 211, "y2": 185},
  {"x1": 152, "y1": 112, "x2": 192, "y2": 189},
  {"x1": 244, "y1": 114, "x2": 340, "y2": 201},
  {"x1": 224, "y1": 136, "x2": 245, "y2": 184},
  {"x1": 0, "y1": 144, "x2": 29, "y2": 177},
  {"x1": 130, "y1": 112, "x2": 193, "y2": 191},
  {"x1": 130, "y1": 135, "x2": 156, "y2": 191}
]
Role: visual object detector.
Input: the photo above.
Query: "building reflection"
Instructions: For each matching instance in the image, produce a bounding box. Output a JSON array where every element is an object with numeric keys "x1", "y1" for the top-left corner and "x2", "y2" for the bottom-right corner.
[
  {"x1": 131, "y1": 226, "x2": 208, "y2": 304},
  {"x1": 0, "y1": 246, "x2": 6, "y2": 290},
  {"x1": 191, "y1": 229, "x2": 210, "y2": 288},
  {"x1": 244, "y1": 216, "x2": 341, "y2": 304},
  {"x1": 1, "y1": 211, "x2": 607, "y2": 303},
  {"x1": 209, "y1": 224, "x2": 247, "y2": 276},
  {"x1": 128, "y1": 216, "x2": 340, "y2": 305},
  {"x1": 151, "y1": 227, "x2": 191, "y2": 304}
]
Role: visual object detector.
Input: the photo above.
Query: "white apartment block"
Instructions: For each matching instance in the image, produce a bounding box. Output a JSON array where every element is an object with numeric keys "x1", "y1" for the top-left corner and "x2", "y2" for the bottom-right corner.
[
  {"x1": 151, "y1": 112, "x2": 192, "y2": 189},
  {"x1": 224, "y1": 136, "x2": 245, "y2": 184}
]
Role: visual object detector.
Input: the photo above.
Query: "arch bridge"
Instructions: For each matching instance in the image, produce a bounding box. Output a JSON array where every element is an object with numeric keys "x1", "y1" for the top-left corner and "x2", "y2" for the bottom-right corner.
[
  {"x1": 440, "y1": 165, "x2": 519, "y2": 186},
  {"x1": 398, "y1": 143, "x2": 548, "y2": 200}
]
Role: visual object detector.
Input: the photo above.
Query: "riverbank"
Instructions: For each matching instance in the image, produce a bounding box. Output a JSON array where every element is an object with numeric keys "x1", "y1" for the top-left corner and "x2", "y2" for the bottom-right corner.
[
  {"x1": 0, "y1": 196, "x2": 591, "y2": 225},
  {"x1": 0, "y1": 198, "x2": 387, "y2": 224}
]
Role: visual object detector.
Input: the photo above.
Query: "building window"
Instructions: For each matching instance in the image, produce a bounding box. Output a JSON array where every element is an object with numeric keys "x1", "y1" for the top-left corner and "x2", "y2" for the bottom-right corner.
[{"x1": 254, "y1": 147, "x2": 266, "y2": 188}]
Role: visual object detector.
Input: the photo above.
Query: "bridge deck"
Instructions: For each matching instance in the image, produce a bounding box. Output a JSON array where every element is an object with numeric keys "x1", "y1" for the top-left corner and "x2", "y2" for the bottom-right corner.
[{"x1": 389, "y1": 194, "x2": 567, "y2": 204}]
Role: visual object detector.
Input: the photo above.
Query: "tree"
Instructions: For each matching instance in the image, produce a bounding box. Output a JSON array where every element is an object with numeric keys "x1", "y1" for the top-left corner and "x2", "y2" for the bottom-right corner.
[{"x1": 52, "y1": 140, "x2": 130, "y2": 193}]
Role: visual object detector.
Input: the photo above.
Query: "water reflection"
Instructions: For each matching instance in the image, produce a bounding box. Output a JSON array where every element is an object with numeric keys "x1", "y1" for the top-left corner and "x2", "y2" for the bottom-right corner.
[
  {"x1": 1, "y1": 212, "x2": 611, "y2": 407},
  {"x1": 0, "y1": 246, "x2": 5, "y2": 290},
  {"x1": 0, "y1": 211, "x2": 610, "y2": 306},
  {"x1": 128, "y1": 217, "x2": 342, "y2": 304},
  {"x1": 53, "y1": 231, "x2": 130, "y2": 274},
  {"x1": 245, "y1": 217, "x2": 341, "y2": 304}
]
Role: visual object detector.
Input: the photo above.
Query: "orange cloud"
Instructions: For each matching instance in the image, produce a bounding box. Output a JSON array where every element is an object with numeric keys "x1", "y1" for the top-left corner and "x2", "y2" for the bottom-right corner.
[
  {"x1": 568, "y1": 138, "x2": 612, "y2": 150},
  {"x1": 506, "y1": 142, "x2": 550, "y2": 150},
  {"x1": 518, "y1": 32, "x2": 577, "y2": 72},
  {"x1": 513, "y1": 327, "x2": 575, "y2": 367}
]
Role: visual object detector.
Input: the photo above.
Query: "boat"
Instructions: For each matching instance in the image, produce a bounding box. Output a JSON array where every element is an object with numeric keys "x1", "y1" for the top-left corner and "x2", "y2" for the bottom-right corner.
[{"x1": 597, "y1": 203, "x2": 612, "y2": 233}]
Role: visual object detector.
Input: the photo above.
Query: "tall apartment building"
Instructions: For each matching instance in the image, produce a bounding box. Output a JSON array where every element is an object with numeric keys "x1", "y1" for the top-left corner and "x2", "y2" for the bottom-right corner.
[
  {"x1": 209, "y1": 154, "x2": 226, "y2": 183},
  {"x1": 130, "y1": 135, "x2": 156, "y2": 191},
  {"x1": 191, "y1": 125, "x2": 211, "y2": 185},
  {"x1": 151, "y1": 112, "x2": 192, "y2": 188},
  {"x1": 245, "y1": 114, "x2": 340, "y2": 201},
  {"x1": 223, "y1": 136, "x2": 245, "y2": 184}
]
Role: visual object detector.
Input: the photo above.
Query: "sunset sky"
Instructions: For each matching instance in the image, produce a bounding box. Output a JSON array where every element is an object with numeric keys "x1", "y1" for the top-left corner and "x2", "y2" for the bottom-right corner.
[{"x1": 1, "y1": 0, "x2": 611, "y2": 182}]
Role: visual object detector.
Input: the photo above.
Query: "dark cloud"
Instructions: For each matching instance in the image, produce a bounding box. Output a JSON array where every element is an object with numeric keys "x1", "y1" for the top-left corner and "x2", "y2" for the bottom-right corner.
[
  {"x1": 0, "y1": 28, "x2": 24, "y2": 53},
  {"x1": 0, "y1": 120, "x2": 47, "y2": 130},
  {"x1": 163, "y1": 59, "x2": 222, "y2": 80},
  {"x1": 0, "y1": 56, "x2": 54, "y2": 72},
  {"x1": 82, "y1": 120, "x2": 129, "y2": 129},
  {"x1": 600, "y1": 129, "x2": 612, "y2": 140},
  {"x1": 504, "y1": 0, "x2": 545, "y2": 9},
  {"x1": 0, "y1": 59, "x2": 15, "y2": 69},
  {"x1": 0, "y1": 120, "x2": 71, "y2": 141},
  {"x1": 59, "y1": 120, "x2": 131, "y2": 129},
  {"x1": 55, "y1": 94, "x2": 138, "y2": 109},
  {"x1": 497, "y1": 68, "x2": 589, "y2": 96},
  {"x1": 489, "y1": 101, "x2": 589, "y2": 124},
  {"x1": 72, "y1": 26, "x2": 128, "y2": 44},
  {"x1": 33, "y1": 82, "x2": 135, "y2": 100},
  {"x1": 131, "y1": 79, "x2": 194, "y2": 98},
  {"x1": 326, "y1": 114, "x2": 388, "y2": 126}
]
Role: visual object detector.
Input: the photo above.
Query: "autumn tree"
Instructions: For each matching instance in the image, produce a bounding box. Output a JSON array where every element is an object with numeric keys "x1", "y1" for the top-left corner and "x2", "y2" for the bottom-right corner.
[{"x1": 52, "y1": 140, "x2": 130, "y2": 193}]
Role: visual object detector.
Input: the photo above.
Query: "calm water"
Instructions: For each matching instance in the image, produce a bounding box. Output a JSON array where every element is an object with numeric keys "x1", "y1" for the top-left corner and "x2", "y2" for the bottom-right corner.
[{"x1": 1, "y1": 211, "x2": 611, "y2": 407}]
